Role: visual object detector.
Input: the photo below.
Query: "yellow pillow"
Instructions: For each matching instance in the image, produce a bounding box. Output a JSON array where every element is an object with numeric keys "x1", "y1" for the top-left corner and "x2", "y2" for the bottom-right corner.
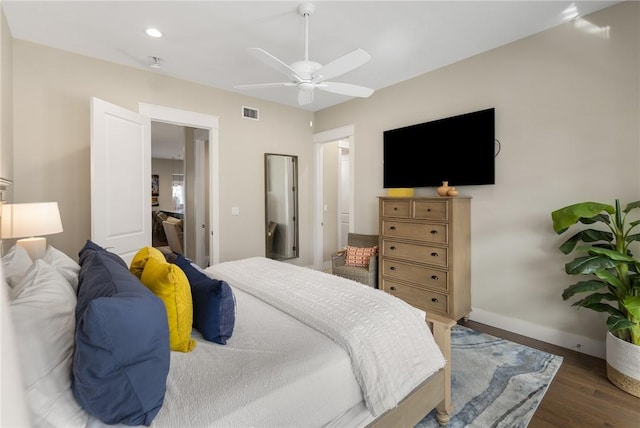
[
  {"x1": 130, "y1": 246, "x2": 166, "y2": 279},
  {"x1": 140, "y1": 257, "x2": 196, "y2": 353}
]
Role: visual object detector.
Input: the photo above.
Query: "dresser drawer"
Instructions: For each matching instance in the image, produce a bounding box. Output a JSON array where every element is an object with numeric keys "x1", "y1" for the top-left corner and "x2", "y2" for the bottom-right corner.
[
  {"x1": 381, "y1": 259, "x2": 448, "y2": 291},
  {"x1": 382, "y1": 239, "x2": 448, "y2": 267},
  {"x1": 381, "y1": 220, "x2": 448, "y2": 244},
  {"x1": 381, "y1": 199, "x2": 411, "y2": 218},
  {"x1": 383, "y1": 280, "x2": 448, "y2": 314},
  {"x1": 413, "y1": 200, "x2": 448, "y2": 220}
]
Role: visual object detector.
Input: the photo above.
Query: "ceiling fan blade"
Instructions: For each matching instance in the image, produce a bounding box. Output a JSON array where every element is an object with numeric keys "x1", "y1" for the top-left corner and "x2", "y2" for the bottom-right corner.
[
  {"x1": 234, "y1": 82, "x2": 297, "y2": 90},
  {"x1": 313, "y1": 48, "x2": 371, "y2": 82},
  {"x1": 298, "y1": 89, "x2": 314, "y2": 106},
  {"x1": 316, "y1": 82, "x2": 374, "y2": 98},
  {"x1": 248, "y1": 47, "x2": 300, "y2": 80}
]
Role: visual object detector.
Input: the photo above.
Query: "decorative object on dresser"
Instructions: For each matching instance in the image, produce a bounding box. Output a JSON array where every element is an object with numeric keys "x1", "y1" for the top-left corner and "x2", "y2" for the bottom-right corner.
[
  {"x1": 331, "y1": 233, "x2": 379, "y2": 287},
  {"x1": 436, "y1": 181, "x2": 451, "y2": 197},
  {"x1": 0, "y1": 202, "x2": 64, "y2": 261},
  {"x1": 379, "y1": 196, "x2": 471, "y2": 321}
]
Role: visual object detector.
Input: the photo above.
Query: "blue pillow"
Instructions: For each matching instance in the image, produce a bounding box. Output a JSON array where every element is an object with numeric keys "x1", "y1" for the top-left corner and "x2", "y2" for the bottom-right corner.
[
  {"x1": 73, "y1": 241, "x2": 170, "y2": 426},
  {"x1": 173, "y1": 254, "x2": 236, "y2": 344}
]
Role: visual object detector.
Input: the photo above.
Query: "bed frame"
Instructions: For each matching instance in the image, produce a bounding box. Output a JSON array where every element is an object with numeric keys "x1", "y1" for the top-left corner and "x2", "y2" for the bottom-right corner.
[{"x1": 368, "y1": 312, "x2": 455, "y2": 427}]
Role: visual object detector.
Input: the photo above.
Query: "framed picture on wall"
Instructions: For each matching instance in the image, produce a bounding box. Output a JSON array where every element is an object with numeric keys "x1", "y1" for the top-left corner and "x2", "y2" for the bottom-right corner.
[{"x1": 152, "y1": 174, "x2": 159, "y2": 206}]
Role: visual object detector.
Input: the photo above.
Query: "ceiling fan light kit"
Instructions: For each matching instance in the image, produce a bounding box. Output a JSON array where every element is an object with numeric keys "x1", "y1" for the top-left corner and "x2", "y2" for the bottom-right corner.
[{"x1": 234, "y1": 2, "x2": 374, "y2": 106}]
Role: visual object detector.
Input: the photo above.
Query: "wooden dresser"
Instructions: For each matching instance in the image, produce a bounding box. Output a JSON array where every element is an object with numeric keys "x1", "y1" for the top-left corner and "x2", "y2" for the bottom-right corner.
[{"x1": 378, "y1": 196, "x2": 471, "y2": 321}]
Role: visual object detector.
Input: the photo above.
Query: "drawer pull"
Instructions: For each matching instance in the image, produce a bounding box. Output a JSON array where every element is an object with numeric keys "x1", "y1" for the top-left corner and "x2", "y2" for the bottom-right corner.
[
  {"x1": 393, "y1": 207, "x2": 398, "y2": 211},
  {"x1": 390, "y1": 286, "x2": 396, "y2": 291},
  {"x1": 431, "y1": 275, "x2": 439, "y2": 280},
  {"x1": 390, "y1": 266, "x2": 396, "y2": 271},
  {"x1": 427, "y1": 208, "x2": 432, "y2": 212},
  {"x1": 431, "y1": 297, "x2": 439, "y2": 303},
  {"x1": 430, "y1": 230, "x2": 438, "y2": 235},
  {"x1": 430, "y1": 252, "x2": 438, "y2": 257},
  {"x1": 389, "y1": 226, "x2": 396, "y2": 231}
]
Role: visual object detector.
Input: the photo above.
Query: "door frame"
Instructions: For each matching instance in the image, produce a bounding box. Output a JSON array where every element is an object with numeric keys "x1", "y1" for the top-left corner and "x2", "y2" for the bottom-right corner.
[
  {"x1": 312, "y1": 125, "x2": 355, "y2": 270},
  {"x1": 139, "y1": 103, "x2": 220, "y2": 265}
]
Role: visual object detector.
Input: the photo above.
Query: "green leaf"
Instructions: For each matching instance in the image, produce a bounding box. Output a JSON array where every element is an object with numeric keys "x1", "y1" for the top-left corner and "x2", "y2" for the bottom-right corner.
[
  {"x1": 623, "y1": 201, "x2": 640, "y2": 213},
  {"x1": 626, "y1": 233, "x2": 640, "y2": 243},
  {"x1": 580, "y1": 246, "x2": 636, "y2": 262},
  {"x1": 552, "y1": 202, "x2": 614, "y2": 234},
  {"x1": 565, "y1": 255, "x2": 621, "y2": 275},
  {"x1": 579, "y1": 213, "x2": 611, "y2": 226},
  {"x1": 559, "y1": 230, "x2": 614, "y2": 254},
  {"x1": 562, "y1": 280, "x2": 607, "y2": 300},
  {"x1": 607, "y1": 316, "x2": 637, "y2": 332},
  {"x1": 572, "y1": 292, "x2": 617, "y2": 307},
  {"x1": 576, "y1": 301, "x2": 621, "y2": 316},
  {"x1": 594, "y1": 270, "x2": 625, "y2": 290},
  {"x1": 622, "y1": 296, "x2": 640, "y2": 320}
]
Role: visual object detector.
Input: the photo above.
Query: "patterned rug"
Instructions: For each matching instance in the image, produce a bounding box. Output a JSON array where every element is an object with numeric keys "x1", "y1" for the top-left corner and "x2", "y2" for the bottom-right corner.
[{"x1": 417, "y1": 325, "x2": 563, "y2": 428}]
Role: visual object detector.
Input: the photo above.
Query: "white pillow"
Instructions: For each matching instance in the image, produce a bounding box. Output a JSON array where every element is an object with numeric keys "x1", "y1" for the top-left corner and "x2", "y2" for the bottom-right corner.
[
  {"x1": 43, "y1": 245, "x2": 80, "y2": 293},
  {"x1": 10, "y1": 260, "x2": 88, "y2": 427},
  {"x1": 1, "y1": 244, "x2": 33, "y2": 288}
]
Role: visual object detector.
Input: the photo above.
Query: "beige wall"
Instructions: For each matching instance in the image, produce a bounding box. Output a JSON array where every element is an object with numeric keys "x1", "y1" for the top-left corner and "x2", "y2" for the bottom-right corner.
[
  {"x1": 0, "y1": 4, "x2": 11, "y2": 186},
  {"x1": 314, "y1": 2, "x2": 640, "y2": 356},
  {"x1": 0, "y1": 5, "x2": 31, "y2": 427},
  {"x1": 5, "y1": 2, "x2": 639, "y2": 357},
  {"x1": 12, "y1": 40, "x2": 314, "y2": 265}
]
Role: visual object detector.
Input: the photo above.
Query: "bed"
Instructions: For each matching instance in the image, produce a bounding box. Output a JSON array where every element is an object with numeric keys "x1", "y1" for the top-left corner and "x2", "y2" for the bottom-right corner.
[{"x1": 2, "y1": 243, "x2": 453, "y2": 428}]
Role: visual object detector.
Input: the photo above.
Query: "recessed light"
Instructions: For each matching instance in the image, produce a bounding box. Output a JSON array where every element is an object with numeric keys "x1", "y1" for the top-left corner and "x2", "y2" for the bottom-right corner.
[{"x1": 146, "y1": 28, "x2": 162, "y2": 38}]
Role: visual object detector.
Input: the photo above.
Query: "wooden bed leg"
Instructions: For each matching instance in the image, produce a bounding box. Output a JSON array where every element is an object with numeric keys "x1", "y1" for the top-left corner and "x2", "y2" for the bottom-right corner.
[{"x1": 426, "y1": 313, "x2": 455, "y2": 426}]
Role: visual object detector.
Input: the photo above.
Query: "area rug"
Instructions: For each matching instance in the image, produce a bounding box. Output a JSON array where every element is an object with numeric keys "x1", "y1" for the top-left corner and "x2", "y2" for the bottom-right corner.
[{"x1": 416, "y1": 325, "x2": 563, "y2": 428}]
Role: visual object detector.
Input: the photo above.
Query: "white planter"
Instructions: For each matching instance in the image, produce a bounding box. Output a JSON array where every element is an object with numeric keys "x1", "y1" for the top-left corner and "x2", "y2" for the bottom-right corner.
[{"x1": 606, "y1": 331, "x2": 640, "y2": 398}]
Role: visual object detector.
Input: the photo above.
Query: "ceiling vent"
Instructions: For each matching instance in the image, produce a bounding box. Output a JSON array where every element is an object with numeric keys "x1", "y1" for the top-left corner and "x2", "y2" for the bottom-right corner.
[{"x1": 242, "y1": 106, "x2": 259, "y2": 120}]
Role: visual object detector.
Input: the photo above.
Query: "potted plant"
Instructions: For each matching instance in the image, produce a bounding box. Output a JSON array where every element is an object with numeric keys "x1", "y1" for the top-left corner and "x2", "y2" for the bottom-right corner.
[{"x1": 551, "y1": 199, "x2": 640, "y2": 397}]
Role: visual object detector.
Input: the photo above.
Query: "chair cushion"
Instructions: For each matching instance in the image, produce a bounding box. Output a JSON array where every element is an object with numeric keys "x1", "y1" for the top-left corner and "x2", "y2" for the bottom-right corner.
[
  {"x1": 73, "y1": 240, "x2": 169, "y2": 426},
  {"x1": 140, "y1": 257, "x2": 196, "y2": 353},
  {"x1": 345, "y1": 245, "x2": 378, "y2": 268},
  {"x1": 173, "y1": 254, "x2": 236, "y2": 345}
]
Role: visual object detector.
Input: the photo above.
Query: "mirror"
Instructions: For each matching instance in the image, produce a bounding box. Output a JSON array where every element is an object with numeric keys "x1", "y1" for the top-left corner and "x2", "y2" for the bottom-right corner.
[{"x1": 265, "y1": 153, "x2": 299, "y2": 260}]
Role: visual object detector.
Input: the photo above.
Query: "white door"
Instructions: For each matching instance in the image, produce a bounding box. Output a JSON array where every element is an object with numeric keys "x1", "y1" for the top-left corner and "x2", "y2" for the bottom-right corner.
[
  {"x1": 90, "y1": 97, "x2": 151, "y2": 264},
  {"x1": 338, "y1": 144, "x2": 350, "y2": 249},
  {"x1": 193, "y1": 136, "x2": 206, "y2": 266}
]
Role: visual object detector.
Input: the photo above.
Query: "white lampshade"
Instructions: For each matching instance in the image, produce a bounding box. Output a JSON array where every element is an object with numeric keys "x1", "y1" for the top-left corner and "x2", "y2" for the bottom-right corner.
[{"x1": 1, "y1": 202, "x2": 63, "y2": 260}]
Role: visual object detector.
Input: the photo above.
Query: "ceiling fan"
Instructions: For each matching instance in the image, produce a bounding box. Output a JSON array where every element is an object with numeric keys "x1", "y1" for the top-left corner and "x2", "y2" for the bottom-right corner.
[{"x1": 234, "y1": 2, "x2": 374, "y2": 106}]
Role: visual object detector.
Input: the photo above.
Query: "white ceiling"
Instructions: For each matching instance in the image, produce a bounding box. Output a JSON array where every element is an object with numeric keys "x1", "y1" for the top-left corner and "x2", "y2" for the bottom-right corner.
[{"x1": 2, "y1": 0, "x2": 620, "y2": 114}]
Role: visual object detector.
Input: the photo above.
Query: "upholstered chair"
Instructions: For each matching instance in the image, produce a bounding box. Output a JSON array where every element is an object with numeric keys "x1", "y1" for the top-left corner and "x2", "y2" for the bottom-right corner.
[
  {"x1": 331, "y1": 233, "x2": 379, "y2": 288},
  {"x1": 162, "y1": 217, "x2": 184, "y2": 255}
]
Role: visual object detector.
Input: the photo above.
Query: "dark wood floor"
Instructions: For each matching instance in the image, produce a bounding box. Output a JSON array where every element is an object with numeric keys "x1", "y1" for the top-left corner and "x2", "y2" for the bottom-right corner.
[{"x1": 460, "y1": 320, "x2": 640, "y2": 428}]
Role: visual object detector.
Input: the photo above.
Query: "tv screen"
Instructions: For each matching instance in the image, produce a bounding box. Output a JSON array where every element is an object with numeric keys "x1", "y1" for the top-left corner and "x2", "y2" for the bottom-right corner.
[{"x1": 383, "y1": 108, "x2": 495, "y2": 188}]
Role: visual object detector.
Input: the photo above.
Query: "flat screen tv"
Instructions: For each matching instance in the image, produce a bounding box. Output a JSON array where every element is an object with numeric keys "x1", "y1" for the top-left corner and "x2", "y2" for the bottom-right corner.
[{"x1": 383, "y1": 108, "x2": 495, "y2": 188}]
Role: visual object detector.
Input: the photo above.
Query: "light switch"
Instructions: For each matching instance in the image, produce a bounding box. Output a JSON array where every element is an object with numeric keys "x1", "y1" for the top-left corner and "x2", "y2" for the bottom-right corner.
[{"x1": 231, "y1": 207, "x2": 240, "y2": 216}]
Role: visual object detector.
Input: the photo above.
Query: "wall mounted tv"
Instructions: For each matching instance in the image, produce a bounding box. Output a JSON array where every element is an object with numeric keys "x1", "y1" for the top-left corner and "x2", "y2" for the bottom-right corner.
[{"x1": 383, "y1": 108, "x2": 495, "y2": 188}]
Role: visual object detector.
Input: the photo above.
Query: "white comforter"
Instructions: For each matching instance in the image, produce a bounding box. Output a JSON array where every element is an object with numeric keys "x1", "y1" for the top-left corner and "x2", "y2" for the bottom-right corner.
[{"x1": 207, "y1": 257, "x2": 446, "y2": 417}]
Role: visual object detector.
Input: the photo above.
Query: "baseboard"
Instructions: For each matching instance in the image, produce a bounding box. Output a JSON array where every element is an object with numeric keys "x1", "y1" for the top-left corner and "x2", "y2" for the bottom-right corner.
[{"x1": 469, "y1": 307, "x2": 606, "y2": 359}]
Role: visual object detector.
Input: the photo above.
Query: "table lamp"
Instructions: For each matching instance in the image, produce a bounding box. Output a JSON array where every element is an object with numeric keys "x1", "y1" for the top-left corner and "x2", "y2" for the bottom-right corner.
[{"x1": 1, "y1": 202, "x2": 63, "y2": 261}]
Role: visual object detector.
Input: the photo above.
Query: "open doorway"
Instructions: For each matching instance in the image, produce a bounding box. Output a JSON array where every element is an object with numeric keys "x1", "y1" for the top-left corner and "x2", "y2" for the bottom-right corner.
[
  {"x1": 139, "y1": 103, "x2": 220, "y2": 267},
  {"x1": 313, "y1": 125, "x2": 355, "y2": 271},
  {"x1": 151, "y1": 122, "x2": 210, "y2": 266}
]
